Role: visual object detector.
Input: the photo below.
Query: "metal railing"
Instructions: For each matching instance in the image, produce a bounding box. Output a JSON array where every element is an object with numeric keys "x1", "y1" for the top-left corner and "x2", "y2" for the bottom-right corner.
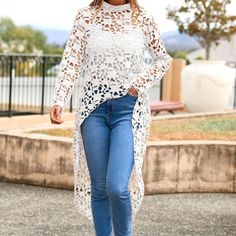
[
  {"x1": 0, "y1": 53, "x2": 76, "y2": 117},
  {"x1": 4, "y1": 55, "x2": 235, "y2": 117},
  {"x1": 0, "y1": 53, "x2": 163, "y2": 117}
]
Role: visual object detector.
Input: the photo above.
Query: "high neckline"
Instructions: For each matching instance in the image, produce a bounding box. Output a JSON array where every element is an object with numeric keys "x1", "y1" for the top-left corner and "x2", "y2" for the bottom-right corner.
[{"x1": 102, "y1": 1, "x2": 131, "y2": 11}]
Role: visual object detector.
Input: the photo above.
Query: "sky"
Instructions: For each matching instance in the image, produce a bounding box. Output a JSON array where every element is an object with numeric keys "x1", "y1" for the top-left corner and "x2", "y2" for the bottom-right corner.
[{"x1": 0, "y1": 0, "x2": 236, "y2": 33}]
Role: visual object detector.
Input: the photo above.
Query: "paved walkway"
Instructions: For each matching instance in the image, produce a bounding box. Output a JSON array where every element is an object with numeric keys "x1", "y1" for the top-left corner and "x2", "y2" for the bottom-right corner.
[
  {"x1": 0, "y1": 113, "x2": 75, "y2": 131},
  {"x1": 0, "y1": 182, "x2": 236, "y2": 236}
]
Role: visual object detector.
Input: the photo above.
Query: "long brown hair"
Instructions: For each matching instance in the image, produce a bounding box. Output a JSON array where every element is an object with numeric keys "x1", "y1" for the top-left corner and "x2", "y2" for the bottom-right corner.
[{"x1": 89, "y1": 0, "x2": 142, "y2": 25}]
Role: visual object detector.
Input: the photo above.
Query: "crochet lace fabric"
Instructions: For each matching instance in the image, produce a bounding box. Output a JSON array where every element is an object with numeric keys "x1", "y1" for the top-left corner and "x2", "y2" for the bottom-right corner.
[{"x1": 52, "y1": 1, "x2": 172, "y2": 224}]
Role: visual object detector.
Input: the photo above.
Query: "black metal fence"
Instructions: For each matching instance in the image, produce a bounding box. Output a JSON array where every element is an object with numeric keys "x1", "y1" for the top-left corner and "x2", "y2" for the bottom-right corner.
[
  {"x1": 0, "y1": 54, "x2": 235, "y2": 117},
  {"x1": 0, "y1": 53, "x2": 164, "y2": 118},
  {"x1": 0, "y1": 53, "x2": 76, "y2": 117}
]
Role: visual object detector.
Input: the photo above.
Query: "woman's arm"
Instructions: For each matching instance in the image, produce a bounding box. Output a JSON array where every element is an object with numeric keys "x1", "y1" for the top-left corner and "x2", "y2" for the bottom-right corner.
[
  {"x1": 51, "y1": 9, "x2": 86, "y2": 111},
  {"x1": 129, "y1": 11, "x2": 173, "y2": 95}
]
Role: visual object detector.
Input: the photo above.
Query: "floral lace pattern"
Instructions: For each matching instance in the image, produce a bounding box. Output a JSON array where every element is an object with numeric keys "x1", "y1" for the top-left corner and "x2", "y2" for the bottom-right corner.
[{"x1": 52, "y1": 1, "x2": 172, "y2": 224}]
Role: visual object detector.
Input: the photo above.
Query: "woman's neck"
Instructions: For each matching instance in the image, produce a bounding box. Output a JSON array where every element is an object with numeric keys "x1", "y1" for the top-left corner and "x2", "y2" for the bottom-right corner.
[{"x1": 106, "y1": 0, "x2": 128, "y2": 6}]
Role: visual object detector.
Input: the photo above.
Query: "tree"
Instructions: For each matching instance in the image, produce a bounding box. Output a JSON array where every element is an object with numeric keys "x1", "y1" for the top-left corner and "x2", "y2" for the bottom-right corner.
[
  {"x1": 166, "y1": 0, "x2": 236, "y2": 59},
  {"x1": 0, "y1": 17, "x2": 63, "y2": 54},
  {"x1": 44, "y1": 42, "x2": 64, "y2": 54},
  {"x1": 0, "y1": 17, "x2": 47, "y2": 53}
]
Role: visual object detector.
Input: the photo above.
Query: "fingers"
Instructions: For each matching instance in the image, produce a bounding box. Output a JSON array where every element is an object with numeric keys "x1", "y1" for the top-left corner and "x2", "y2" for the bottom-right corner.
[
  {"x1": 49, "y1": 106, "x2": 64, "y2": 124},
  {"x1": 128, "y1": 86, "x2": 139, "y2": 96}
]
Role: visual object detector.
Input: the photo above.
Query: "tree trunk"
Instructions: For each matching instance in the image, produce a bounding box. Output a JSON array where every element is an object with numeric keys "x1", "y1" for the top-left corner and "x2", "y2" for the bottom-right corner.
[{"x1": 206, "y1": 43, "x2": 210, "y2": 60}]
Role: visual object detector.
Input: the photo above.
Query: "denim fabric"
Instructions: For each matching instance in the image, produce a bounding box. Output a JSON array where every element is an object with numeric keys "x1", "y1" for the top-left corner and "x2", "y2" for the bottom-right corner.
[{"x1": 81, "y1": 93, "x2": 138, "y2": 236}]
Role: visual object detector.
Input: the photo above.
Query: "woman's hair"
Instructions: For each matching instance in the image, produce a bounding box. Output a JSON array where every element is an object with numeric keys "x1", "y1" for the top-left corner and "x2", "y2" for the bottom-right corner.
[{"x1": 89, "y1": 0, "x2": 142, "y2": 25}]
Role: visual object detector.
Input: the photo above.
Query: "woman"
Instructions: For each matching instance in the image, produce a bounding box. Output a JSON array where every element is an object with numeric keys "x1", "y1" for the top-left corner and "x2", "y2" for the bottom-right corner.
[{"x1": 50, "y1": 0, "x2": 172, "y2": 235}]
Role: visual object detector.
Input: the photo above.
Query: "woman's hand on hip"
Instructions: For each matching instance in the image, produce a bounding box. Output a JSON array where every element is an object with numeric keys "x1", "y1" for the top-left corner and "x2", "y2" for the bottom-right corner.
[
  {"x1": 128, "y1": 86, "x2": 139, "y2": 96},
  {"x1": 49, "y1": 105, "x2": 64, "y2": 124}
]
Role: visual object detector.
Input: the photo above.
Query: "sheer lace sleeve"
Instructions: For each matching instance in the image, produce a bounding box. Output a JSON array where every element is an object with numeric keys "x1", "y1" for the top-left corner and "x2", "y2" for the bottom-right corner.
[
  {"x1": 130, "y1": 12, "x2": 173, "y2": 94},
  {"x1": 51, "y1": 9, "x2": 86, "y2": 110}
]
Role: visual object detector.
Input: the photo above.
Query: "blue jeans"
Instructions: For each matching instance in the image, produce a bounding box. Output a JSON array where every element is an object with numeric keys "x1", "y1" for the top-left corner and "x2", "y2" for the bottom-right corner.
[{"x1": 81, "y1": 93, "x2": 138, "y2": 236}]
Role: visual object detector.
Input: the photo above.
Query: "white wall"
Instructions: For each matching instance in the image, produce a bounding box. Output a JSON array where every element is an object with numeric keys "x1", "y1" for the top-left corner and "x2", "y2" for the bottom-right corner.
[
  {"x1": 187, "y1": 33, "x2": 236, "y2": 62},
  {"x1": 210, "y1": 34, "x2": 236, "y2": 62}
]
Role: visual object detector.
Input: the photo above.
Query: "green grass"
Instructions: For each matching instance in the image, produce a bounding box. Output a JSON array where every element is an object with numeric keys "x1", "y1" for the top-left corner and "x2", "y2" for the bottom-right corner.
[
  {"x1": 30, "y1": 114, "x2": 236, "y2": 141},
  {"x1": 31, "y1": 128, "x2": 73, "y2": 138},
  {"x1": 149, "y1": 114, "x2": 236, "y2": 141}
]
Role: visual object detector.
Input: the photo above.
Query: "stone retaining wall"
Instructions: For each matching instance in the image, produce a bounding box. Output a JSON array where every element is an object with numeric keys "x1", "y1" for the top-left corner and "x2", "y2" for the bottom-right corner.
[
  {"x1": 143, "y1": 141, "x2": 236, "y2": 194},
  {"x1": 0, "y1": 133, "x2": 235, "y2": 194}
]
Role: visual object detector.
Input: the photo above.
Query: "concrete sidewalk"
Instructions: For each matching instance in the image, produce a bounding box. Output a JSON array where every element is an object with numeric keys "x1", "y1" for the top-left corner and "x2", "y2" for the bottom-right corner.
[
  {"x1": 0, "y1": 112, "x2": 75, "y2": 134},
  {"x1": 0, "y1": 182, "x2": 236, "y2": 236}
]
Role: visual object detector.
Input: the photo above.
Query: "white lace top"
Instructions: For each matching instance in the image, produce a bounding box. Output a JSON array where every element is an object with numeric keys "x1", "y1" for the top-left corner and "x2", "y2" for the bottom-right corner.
[{"x1": 52, "y1": 1, "x2": 172, "y2": 224}]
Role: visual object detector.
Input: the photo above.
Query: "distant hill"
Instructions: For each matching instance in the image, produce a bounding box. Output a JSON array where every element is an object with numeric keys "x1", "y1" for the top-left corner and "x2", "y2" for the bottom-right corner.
[
  {"x1": 38, "y1": 27, "x2": 69, "y2": 45},
  {"x1": 162, "y1": 31, "x2": 202, "y2": 52},
  {"x1": 39, "y1": 27, "x2": 202, "y2": 52}
]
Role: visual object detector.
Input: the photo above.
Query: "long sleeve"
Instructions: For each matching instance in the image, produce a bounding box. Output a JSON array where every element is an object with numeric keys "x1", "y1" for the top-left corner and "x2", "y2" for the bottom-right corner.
[
  {"x1": 51, "y1": 9, "x2": 86, "y2": 110},
  {"x1": 129, "y1": 12, "x2": 173, "y2": 94}
]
